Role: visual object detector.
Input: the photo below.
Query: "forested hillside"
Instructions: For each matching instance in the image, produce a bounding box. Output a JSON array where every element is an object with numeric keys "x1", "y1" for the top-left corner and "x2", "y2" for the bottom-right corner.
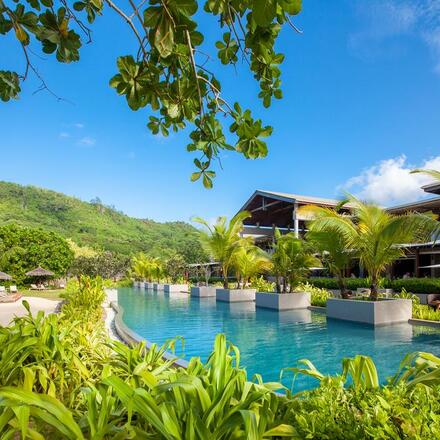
[{"x1": 0, "y1": 181, "x2": 206, "y2": 263}]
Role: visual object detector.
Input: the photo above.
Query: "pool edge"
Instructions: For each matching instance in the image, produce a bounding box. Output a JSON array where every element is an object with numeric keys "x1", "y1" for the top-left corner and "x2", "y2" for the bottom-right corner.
[{"x1": 110, "y1": 301, "x2": 189, "y2": 369}]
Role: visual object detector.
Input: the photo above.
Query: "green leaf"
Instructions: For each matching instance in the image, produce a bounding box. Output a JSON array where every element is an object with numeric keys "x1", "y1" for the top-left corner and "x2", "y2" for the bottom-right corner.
[
  {"x1": 280, "y1": 0, "x2": 302, "y2": 15},
  {"x1": 0, "y1": 71, "x2": 21, "y2": 102},
  {"x1": 190, "y1": 172, "x2": 201, "y2": 182},
  {"x1": 202, "y1": 174, "x2": 213, "y2": 189},
  {"x1": 252, "y1": 0, "x2": 276, "y2": 26},
  {"x1": 155, "y1": 15, "x2": 174, "y2": 58}
]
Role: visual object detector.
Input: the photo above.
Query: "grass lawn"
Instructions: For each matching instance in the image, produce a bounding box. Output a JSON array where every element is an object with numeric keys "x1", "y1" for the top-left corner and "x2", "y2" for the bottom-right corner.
[{"x1": 21, "y1": 289, "x2": 65, "y2": 301}]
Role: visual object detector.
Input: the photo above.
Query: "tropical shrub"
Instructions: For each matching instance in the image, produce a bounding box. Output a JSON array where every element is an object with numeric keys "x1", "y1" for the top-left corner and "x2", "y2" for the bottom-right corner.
[
  {"x1": 413, "y1": 305, "x2": 440, "y2": 322},
  {"x1": 297, "y1": 282, "x2": 331, "y2": 307},
  {"x1": 305, "y1": 225, "x2": 354, "y2": 298},
  {"x1": 390, "y1": 278, "x2": 440, "y2": 294},
  {"x1": 70, "y1": 251, "x2": 130, "y2": 280},
  {"x1": 194, "y1": 212, "x2": 251, "y2": 288},
  {"x1": 0, "y1": 223, "x2": 74, "y2": 285},
  {"x1": 131, "y1": 254, "x2": 165, "y2": 282},
  {"x1": 300, "y1": 195, "x2": 436, "y2": 300},
  {"x1": 309, "y1": 277, "x2": 440, "y2": 294},
  {"x1": 61, "y1": 276, "x2": 106, "y2": 325},
  {"x1": 232, "y1": 244, "x2": 272, "y2": 288},
  {"x1": 165, "y1": 253, "x2": 188, "y2": 283},
  {"x1": 272, "y1": 230, "x2": 321, "y2": 293},
  {"x1": 0, "y1": 299, "x2": 440, "y2": 439},
  {"x1": 250, "y1": 276, "x2": 276, "y2": 292}
]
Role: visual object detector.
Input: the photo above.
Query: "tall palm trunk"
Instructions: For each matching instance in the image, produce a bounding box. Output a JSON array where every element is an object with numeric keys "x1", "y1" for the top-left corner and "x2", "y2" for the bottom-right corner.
[
  {"x1": 336, "y1": 271, "x2": 349, "y2": 299},
  {"x1": 276, "y1": 276, "x2": 282, "y2": 294},
  {"x1": 222, "y1": 265, "x2": 229, "y2": 289},
  {"x1": 369, "y1": 273, "x2": 379, "y2": 301}
]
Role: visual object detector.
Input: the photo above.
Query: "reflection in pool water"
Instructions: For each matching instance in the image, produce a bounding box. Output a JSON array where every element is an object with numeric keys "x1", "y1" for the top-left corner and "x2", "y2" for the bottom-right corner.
[{"x1": 118, "y1": 287, "x2": 440, "y2": 391}]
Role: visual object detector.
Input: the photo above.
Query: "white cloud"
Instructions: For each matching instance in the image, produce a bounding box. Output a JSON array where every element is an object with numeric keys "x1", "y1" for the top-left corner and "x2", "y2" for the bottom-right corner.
[
  {"x1": 59, "y1": 132, "x2": 70, "y2": 138},
  {"x1": 74, "y1": 123, "x2": 84, "y2": 129},
  {"x1": 350, "y1": 0, "x2": 440, "y2": 73},
  {"x1": 340, "y1": 155, "x2": 440, "y2": 206},
  {"x1": 77, "y1": 136, "x2": 96, "y2": 147}
]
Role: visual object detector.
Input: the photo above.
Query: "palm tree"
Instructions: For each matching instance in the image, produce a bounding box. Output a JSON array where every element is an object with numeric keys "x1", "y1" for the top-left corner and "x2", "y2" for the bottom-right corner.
[
  {"x1": 300, "y1": 194, "x2": 436, "y2": 300},
  {"x1": 193, "y1": 212, "x2": 251, "y2": 289},
  {"x1": 306, "y1": 228, "x2": 354, "y2": 298},
  {"x1": 131, "y1": 253, "x2": 151, "y2": 281},
  {"x1": 232, "y1": 244, "x2": 272, "y2": 288},
  {"x1": 410, "y1": 168, "x2": 440, "y2": 181},
  {"x1": 272, "y1": 229, "x2": 321, "y2": 293}
]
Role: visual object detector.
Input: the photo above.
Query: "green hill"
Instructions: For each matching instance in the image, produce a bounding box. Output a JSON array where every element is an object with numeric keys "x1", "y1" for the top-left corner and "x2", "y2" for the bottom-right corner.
[{"x1": 0, "y1": 181, "x2": 206, "y2": 263}]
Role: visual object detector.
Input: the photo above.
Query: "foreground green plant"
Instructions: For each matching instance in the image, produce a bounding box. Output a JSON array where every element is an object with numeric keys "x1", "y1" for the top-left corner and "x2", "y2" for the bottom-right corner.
[
  {"x1": 0, "y1": 277, "x2": 440, "y2": 439},
  {"x1": 194, "y1": 212, "x2": 251, "y2": 289},
  {"x1": 2, "y1": 0, "x2": 304, "y2": 185},
  {"x1": 272, "y1": 230, "x2": 320, "y2": 293},
  {"x1": 297, "y1": 282, "x2": 331, "y2": 307}
]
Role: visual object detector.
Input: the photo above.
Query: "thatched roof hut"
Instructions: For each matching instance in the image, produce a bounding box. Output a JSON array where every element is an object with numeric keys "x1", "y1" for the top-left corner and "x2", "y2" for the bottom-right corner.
[
  {"x1": 0, "y1": 271, "x2": 12, "y2": 281},
  {"x1": 25, "y1": 267, "x2": 54, "y2": 277}
]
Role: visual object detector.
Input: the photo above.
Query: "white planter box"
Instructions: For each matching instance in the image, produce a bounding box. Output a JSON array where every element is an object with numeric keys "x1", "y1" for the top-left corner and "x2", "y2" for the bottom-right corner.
[
  {"x1": 216, "y1": 288, "x2": 256, "y2": 303},
  {"x1": 327, "y1": 298, "x2": 412, "y2": 326},
  {"x1": 190, "y1": 286, "x2": 216, "y2": 297},
  {"x1": 255, "y1": 292, "x2": 311, "y2": 311},
  {"x1": 156, "y1": 284, "x2": 165, "y2": 291},
  {"x1": 163, "y1": 284, "x2": 188, "y2": 293},
  {"x1": 145, "y1": 282, "x2": 154, "y2": 290}
]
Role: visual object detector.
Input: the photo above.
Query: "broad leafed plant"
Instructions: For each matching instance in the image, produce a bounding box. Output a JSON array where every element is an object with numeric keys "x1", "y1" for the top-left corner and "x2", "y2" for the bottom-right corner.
[
  {"x1": 193, "y1": 211, "x2": 250, "y2": 288},
  {"x1": 300, "y1": 194, "x2": 437, "y2": 300},
  {"x1": 1, "y1": 0, "x2": 303, "y2": 186}
]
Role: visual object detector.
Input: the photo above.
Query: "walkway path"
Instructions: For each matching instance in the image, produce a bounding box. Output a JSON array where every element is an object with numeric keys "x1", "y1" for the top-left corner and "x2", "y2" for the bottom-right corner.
[{"x1": 0, "y1": 297, "x2": 60, "y2": 326}]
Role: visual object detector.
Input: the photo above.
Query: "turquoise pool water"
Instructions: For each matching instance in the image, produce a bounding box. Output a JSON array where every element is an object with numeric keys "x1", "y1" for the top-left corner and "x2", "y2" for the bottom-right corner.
[{"x1": 118, "y1": 287, "x2": 440, "y2": 391}]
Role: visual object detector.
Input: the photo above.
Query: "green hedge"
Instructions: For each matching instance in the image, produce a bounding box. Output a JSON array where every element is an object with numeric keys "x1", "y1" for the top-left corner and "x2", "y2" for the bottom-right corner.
[{"x1": 308, "y1": 277, "x2": 440, "y2": 294}]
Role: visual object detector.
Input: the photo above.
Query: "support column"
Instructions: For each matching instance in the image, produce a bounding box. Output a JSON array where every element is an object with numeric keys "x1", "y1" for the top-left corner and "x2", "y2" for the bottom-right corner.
[
  {"x1": 415, "y1": 249, "x2": 420, "y2": 278},
  {"x1": 293, "y1": 202, "x2": 299, "y2": 238}
]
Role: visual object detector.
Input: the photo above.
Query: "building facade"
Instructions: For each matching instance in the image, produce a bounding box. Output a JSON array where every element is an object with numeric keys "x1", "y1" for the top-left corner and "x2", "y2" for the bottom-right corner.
[{"x1": 237, "y1": 184, "x2": 440, "y2": 278}]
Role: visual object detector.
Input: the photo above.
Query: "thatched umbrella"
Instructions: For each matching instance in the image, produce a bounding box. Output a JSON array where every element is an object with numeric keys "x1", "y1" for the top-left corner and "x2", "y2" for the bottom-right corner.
[
  {"x1": 25, "y1": 266, "x2": 54, "y2": 287},
  {"x1": 25, "y1": 267, "x2": 54, "y2": 277},
  {"x1": 0, "y1": 271, "x2": 12, "y2": 281}
]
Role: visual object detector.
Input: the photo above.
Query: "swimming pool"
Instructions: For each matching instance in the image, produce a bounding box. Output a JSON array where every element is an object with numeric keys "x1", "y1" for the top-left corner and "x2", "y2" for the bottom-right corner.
[{"x1": 118, "y1": 287, "x2": 440, "y2": 391}]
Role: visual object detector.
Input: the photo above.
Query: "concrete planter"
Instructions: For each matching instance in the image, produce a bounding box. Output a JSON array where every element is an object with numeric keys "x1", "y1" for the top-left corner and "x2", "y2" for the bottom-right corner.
[
  {"x1": 190, "y1": 286, "x2": 216, "y2": 297},
  {"x1": 216, "y1": 288, "x2": 256, "y2": 303},
  {"x1": 163, "y1": 284, "x2": 188, "y2": 293},
  {"x1": 355, "y1": 288, "x2": 393, "y2": 295},
  {"x1": 327, "y1": 298, "x2": 412, "y2": 326},
  {"x1": 255, "y1": 291, "x2": 311, "y2": 311}
]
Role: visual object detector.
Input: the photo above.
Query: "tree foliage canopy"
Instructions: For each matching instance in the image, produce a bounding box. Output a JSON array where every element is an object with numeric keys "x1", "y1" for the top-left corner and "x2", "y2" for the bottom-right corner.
[
  {"x1": 0, "y1": 223, "x2": 74, "y2": 283},
  {"x1": 1, "y1": 0, "x2": 302, "y2": 185}
]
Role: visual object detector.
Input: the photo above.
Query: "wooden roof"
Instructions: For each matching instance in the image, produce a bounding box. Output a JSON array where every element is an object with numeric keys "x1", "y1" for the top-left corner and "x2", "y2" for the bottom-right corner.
[{"x1": 238, "y1": 190, "x2": 353, "y2": 228}]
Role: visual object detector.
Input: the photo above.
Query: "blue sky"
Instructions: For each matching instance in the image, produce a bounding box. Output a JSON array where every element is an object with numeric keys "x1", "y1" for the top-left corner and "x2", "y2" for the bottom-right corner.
[{"x1": 2, "y1": 0, "x2": 440, "y2": 222}]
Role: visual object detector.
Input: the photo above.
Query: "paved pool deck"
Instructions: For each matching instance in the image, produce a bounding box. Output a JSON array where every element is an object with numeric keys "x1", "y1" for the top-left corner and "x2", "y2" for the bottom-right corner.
[{"x1": 0, "y1": 297, "x2": 60, "y2": 326}]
